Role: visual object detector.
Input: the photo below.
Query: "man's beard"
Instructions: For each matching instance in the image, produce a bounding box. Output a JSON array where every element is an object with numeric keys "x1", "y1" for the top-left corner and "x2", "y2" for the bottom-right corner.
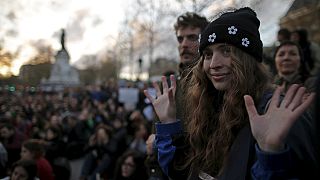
[{"x1": 180, "y1": 49, "x2": 199, "y2": 64}]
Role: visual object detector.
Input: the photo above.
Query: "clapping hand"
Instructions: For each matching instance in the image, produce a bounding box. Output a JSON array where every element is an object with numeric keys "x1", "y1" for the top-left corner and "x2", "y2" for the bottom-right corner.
[
  {"x1": 144, "y1": 75, "x2": 177, "y2": 124},
  {"x1": 244, "y1": 84, "x2": 315, "y2": 153}
]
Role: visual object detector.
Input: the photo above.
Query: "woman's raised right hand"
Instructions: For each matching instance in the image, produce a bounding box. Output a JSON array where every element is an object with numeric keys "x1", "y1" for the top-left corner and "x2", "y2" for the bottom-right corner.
[{"x1": 144, "y1": 75, "x2": 177, "y2": 124}]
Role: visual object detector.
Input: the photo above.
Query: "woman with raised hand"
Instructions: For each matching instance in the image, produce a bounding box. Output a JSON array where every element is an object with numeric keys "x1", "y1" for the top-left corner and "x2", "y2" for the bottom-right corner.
[{"x1": 145, "y1": 7, "x2": 318, "y2": 180}]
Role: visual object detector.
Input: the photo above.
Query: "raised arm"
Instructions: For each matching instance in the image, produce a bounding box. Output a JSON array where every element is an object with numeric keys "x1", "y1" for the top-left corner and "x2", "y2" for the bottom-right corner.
[
  {"x1": 244, "y1": 84, "x2": 315, "y2": 179},
  {"x1": 144, "y1": 75, "x2": 183, "y2": 176}
]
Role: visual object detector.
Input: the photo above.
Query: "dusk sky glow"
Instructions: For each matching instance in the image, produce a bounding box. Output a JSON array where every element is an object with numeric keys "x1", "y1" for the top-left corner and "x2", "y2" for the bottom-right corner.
[{"x1": 0, "y1": 0, "x2": 293, "y2": 76}]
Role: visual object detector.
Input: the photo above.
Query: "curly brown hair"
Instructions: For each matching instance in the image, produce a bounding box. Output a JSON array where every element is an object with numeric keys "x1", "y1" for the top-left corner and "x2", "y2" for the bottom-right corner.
[
  {"x1": 182, "y1": 45, "x2": 271, "y2": 177},
  {"x1": 174, "y1": 12, "x2": 209, "y2": 33}
]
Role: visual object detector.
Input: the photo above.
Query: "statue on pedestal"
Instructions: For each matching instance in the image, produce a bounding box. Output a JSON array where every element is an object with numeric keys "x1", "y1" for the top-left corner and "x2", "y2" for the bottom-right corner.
[{"x1": 41, "y1": 29, "x2": 80, "y2": 91}]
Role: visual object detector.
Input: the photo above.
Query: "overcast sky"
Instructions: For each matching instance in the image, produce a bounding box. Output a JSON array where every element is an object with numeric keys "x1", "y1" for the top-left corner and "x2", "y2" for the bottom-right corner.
[
  {"x1": 0, "y1": 0, "x2": 293, "y2": 76},
  {"x1": 1, "y1": 0, "x2": 125, "y2": 75}
]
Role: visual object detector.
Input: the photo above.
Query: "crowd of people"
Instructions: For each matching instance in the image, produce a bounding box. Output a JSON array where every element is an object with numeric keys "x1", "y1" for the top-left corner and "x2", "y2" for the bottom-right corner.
[
  {"x1": 1, "y1": 6, "x2": 320, "y2": 180},
  {"x1": 0, "y1": 81, "x2": 154, "y2": 180}
]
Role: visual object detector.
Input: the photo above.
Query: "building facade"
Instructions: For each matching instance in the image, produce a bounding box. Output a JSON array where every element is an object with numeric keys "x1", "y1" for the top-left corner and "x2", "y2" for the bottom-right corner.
[{"x1": 280, "y1": 0, "x2": 320, "y2": 44}]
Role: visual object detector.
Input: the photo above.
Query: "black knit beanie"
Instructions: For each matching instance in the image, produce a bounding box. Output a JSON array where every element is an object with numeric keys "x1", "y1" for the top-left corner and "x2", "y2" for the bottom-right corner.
[{"x1": 199, "y1": 7, "x2": 263, "y2": 62}]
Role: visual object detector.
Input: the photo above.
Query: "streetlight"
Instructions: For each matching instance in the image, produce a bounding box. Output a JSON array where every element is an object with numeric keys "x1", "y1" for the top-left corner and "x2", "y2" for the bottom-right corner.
[{"x1": 138, "y1": 58, "x2": 143, "y2": 80}]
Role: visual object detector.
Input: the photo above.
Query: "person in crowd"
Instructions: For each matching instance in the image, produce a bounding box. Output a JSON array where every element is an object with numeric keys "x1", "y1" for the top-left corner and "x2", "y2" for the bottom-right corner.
[
  {"x1": 291, "y1": 28, "x2": 320, "y2": 75},
  {"x1": 264, "y1": 28, "x2": 292, "y2": 75},
  {"x1": 127, "y1": 110, "x2": 146, "y2": 139},
  {"x1": 47, "y1": 114, "x2": 62, "y2": 130},
  {"x1": 65, "y1": 108, "x2": 94, "y2": 160},
  {"x1": 1, "y1": 159, "x2": 38, "y2": 180},
  {"x1": 145, "y1": 7, "x2": 319, "y2": 179},
  {"x1": 273, "y1": 41, "x2": 315, "y2": 91},
  {"x1": 111, "y1": 117, "x2": 129, "y2": 161},
  {"x1": 173, "y1": 12, "x2": 209, "y2": 120},
  {"x1": 174, "y1": 12, "x2": 209, "y2": 76},
  {"x1": 29, "y1": 114, "x2": 46, "y2": 140},
  {"x1": 13, "y1": 113, "x2": 31, "y2": 139},
  {"x1": 80, "y1": 124, "x2": 117, "y2": 180},
  {"x1": 21, "y1": 139, "x2": 54, "y2": 180},
  {"x1": 145, "y1": 13, "x2": 209, "y2": 178},
  {"x1": 44, "y1": 126, "x2": 70, "y2": 180},
  {"x1": 0, "y1": 123, "x2": 26, "y2": 169},
  {"x1": 276, "y1": 28, "x2": 291, "y2": 45},
  {"x1": 44, "y1": 126, "x2": 65, "y2": 164},
  {"x1": 113, "y1": 150, "x2": 148, "y2": 180},
  {"x1": 0, "y1": 141, "x2": 8, "y2": 178},
  {"x1": 129, "y1": 122, "x2": 148, "y2": 154}
]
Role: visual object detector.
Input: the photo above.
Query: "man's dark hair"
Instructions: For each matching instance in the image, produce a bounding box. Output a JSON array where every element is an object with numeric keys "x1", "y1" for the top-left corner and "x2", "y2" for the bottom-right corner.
[
  {"x1": 174, "y1": 12, "x2": 209, "y2": 33},
  {"x1": 22, "y1": 139, "x2": 45, "y2": 159},
  {"x1": 293, "y1": 28, "x2": 309, "y2": 43},
  {"x1": 278, "y1": 28, "x2": 291, "y2": 41}
]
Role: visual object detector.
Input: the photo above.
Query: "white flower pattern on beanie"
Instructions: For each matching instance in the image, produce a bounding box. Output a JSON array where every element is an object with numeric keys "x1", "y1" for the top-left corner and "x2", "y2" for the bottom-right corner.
[
  {"x1": 228, "y1": 26, "x2": 237, "y2": 35},
  {"x1": 242, "y1": 38, "x2": 250, "y2": 47},
  {"x1": 208, "y1": 33, "x2": 216, "y2": 42}
]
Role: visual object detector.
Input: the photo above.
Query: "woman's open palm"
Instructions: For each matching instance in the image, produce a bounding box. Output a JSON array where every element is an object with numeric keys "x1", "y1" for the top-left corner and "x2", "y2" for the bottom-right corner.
[
  {"x1": 244, "y1": 84, "x2": 315, "y2": 152},
  {"x1": 144, "y1": 75, "x2": 177, "y2": 124}
]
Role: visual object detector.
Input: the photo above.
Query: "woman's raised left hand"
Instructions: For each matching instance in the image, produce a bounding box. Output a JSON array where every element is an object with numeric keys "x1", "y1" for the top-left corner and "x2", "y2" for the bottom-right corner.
[{"x1": 244, "y1": 84, "x2": 315, "y2": 152}]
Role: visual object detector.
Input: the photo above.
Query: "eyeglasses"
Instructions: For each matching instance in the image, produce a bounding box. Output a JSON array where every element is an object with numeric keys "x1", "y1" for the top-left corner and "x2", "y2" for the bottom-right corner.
[{"x1": 177, "y1": 34, "x2": 199, "y2": 43}]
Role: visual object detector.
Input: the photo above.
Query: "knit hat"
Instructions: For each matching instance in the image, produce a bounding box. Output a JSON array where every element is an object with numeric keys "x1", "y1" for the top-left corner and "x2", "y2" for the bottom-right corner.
[{"x1": 199, "y1": 7, "x2": 263, "y2": 62}]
